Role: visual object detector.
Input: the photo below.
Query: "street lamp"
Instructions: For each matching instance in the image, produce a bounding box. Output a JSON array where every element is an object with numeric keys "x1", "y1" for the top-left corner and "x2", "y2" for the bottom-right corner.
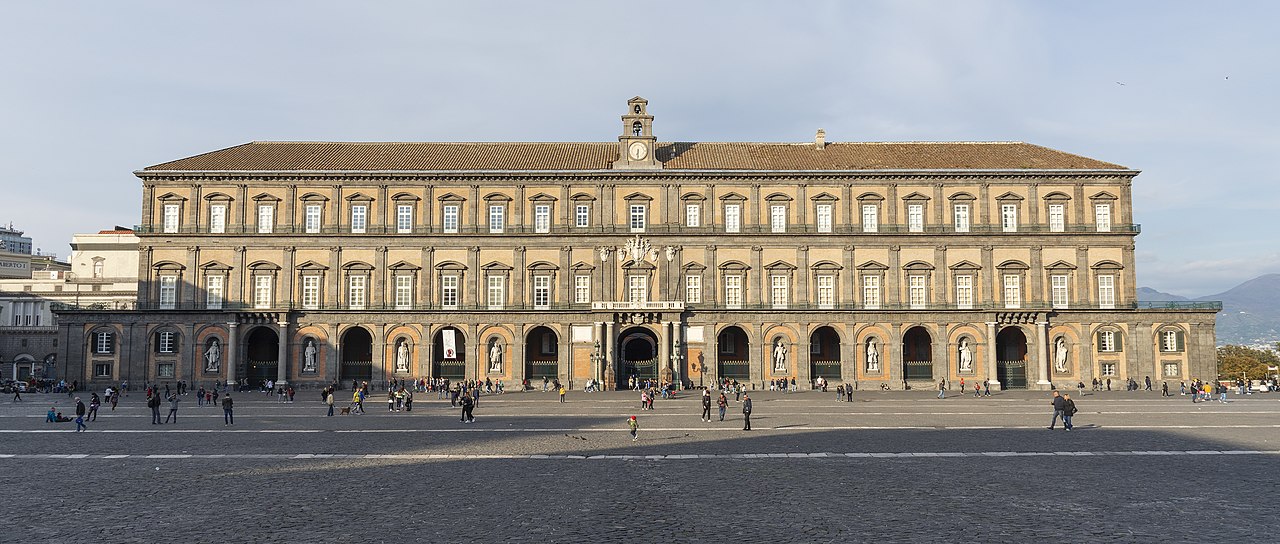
[
  {"x1": 65, "y1": 272, "x2": 80, "y2": 308},
  {"x1": 670, "y1": 339, "x2": 683, "y2": 390},
  {"x1": 590, "y1": 340, "x2": 601, "y2": 391}
]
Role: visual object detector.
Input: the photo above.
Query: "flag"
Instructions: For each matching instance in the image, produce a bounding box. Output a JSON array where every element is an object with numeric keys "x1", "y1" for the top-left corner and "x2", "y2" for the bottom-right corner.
[{"x1": 443, "y1": 329, "x2": 457, "y2": 359}]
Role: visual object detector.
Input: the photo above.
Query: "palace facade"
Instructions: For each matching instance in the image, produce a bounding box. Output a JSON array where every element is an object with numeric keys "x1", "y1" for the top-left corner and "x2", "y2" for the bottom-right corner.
[{"x1": 56, "y1": 97, "x2": 1219, "y2": 390}]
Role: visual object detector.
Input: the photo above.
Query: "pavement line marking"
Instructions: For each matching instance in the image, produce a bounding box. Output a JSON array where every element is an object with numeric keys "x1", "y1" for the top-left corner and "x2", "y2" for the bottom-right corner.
[
  {"x1": 1, "y1": 450, "x2": 1277, "y2": 461},
  {"x1": 3, "y1": 424, "x2": 1280, "y2": 433}
]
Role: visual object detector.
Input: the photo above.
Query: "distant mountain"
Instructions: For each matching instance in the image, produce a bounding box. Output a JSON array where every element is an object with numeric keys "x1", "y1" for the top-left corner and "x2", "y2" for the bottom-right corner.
[{"x1": 1140, "y1": 273, "x2": 1280, "y2": 346}]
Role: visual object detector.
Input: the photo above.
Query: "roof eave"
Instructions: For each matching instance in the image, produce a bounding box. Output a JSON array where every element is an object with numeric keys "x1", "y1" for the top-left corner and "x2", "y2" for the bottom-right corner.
[{"x1": 135, "y1": 168, "x2": 1139, "y2": 177}]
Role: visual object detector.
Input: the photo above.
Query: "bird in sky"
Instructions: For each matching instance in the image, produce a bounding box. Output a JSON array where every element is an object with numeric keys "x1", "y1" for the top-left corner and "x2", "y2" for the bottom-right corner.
[{"x1": 1116, "y1": 81, "x2": 1125, "y2": 86}]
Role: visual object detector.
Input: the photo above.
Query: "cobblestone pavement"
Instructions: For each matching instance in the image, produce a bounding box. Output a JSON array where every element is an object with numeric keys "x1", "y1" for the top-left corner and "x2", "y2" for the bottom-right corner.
[{"x1": 3, "y1": 389, "x2": 1277, "y2": 543}]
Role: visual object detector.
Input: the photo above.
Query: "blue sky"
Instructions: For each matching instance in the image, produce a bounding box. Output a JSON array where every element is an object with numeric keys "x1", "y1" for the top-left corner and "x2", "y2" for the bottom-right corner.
[{"x1": 2, "y1": 1, "x2": 1275, "y2": 297}]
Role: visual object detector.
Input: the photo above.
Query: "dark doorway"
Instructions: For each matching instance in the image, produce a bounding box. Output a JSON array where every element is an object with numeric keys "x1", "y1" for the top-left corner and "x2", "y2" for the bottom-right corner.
[
  {"x1": 717, "y1": 326, "x2": 750, "y2": 381},
  {"x1": 902, "y1": 326, "x2": 933, "y2": 381},
  {"x1": 525, "y1": 326, "x2": 559, "y2": 381},
  {"x1": 432, "y1": 327, "x2": 466, "y2": 380},
  {"x1": 997, "y1": 327, "x2": 1029, "y2": 389},
  {"x1": 618, "y1": 327, "x2": 658, "y2": 389},
  {"x1": 809, "y1": 326, "x2": 842, "y2": 380},
  {"x1": 340, "y1": 327, "x2": 373, "y2": 383},
  {"x1": 245, "y1": 327, "x2": 279, "y2": 387}
]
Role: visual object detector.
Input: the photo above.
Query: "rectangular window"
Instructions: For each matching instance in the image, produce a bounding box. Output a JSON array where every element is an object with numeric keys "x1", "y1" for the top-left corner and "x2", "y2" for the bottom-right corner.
[
  {"x1": 628, "y1": 275, "x2": 647, "y2": 303},
  {"x1": 350, "y1": 205, "x2": 367, "y2": 234},
  {"x1": 724, "y1": 275, "x2": 742, "y2": 308},
  {"x1": 1163, "y1": 362, "x2": 1180, "y2": 377},
  {"x1": 485, "y1": 276, "x2": 504, "y2": 309},
  {"x1": 257, "y1": 204, "x2": 274, "y2": 234},
  {"x1": 348, "y1": 275, "x2": 366, "y2": 309},
  {"x1": 1049, "y1": 204, "x2": 1065, "y2": 233},
  {"x1": 575, "y1": 204, "x2": 589, "y2": 228},
  {"x1": 442, "y1": 205, "x2": 459, "y2": 233},
  {"x1": 95, "y1": 332, "x2": 113, "y2": 354},
  {"x1": 209, "y1": 204, "x2": 226, "y2": 234},
  {"x1": 686, "y1": 204, "x2": 701, "y2": 227},
  {"x1": 394, "y1": 275, "x2": 413, "y2": 310},
  {"x1": 1099, "y1": 331, "x2": 1116, "y2": 353},
  {"x1": 1101, "y1": 362, "x2": 1117, "y2": 376},
  {"x1": 862, "y1": 275, "x2": 880, "y2": 309},
  {"x1": 158, "y1": 275, "x2": 177, "y2": 309},
  {"x1": 1003, "y1": 274, "x2": 1021, "y2": 309},
  {"x1": 534, "y1": 204, "x2": 551, "y2": 233},
  {"x1": 1098, "y1": 275, "x2": 1115, "y2": 309},
  {"x1": 770, "y1": 205, "x2": 786, "y2": 233},
  {"x1": 955, "y1": 274, "x2": 973, "y2": 309},
  {"x1": 158, "y1": 331, "x2": 176, "y2": 353},
  {"x1": 629, "y1": 205, "x2": 646, "y2": 233},
  {"x1": 94, "y1": 363, "x2": 112, "y2": 377},
  {"x1": 1095, "y1": 204, "x2": 1111, "y2": 232},
  {"x1": 1161, "y1": 330, "x2": 1178, "y2": 352},
  {"x1": 574, "y1": 275, "x2": 591, "y2": 304},
  {"x1": 489, "y1": 205, "x2": 504, "y2": 234},
  {"x1": 816, "y1": 274, "x2": 834, "y2": 309},
  {"x1": 685, "y1": 275, "x2": 702, "y2": 304},
  {"x1": 908, "y1": 275, "x2": 927, "y2": 309},
  {"x1": 953, "y1": 204, "x2": 970, "y2": 233},
  {"x1": 397, "y1": 204, "x2": 413, "y2": 234},
  {"x1": 158, "y1": 363, "x2": 175, "y2": 378},
  {"x1": 724, "y1": 204, "x2": 740, "y2": 233},
  {"x1": 206, "y1": 275, "x2": 224, "y2": 310},
  {"x1": 1051, "y1": 274, "x2": 1070, "y2": 309},
  {"x1": 441, "y1": 275, "x2": 458, "y2": 309},
  {"x1": 163, "y1": 204, "x2": 180, "y2": 233},
  {"x1": 305, "y1": 204, "x2": 322, "y2": 234},
  {"x1": 862, "y1": 204, "x2": 878, "y2": 233},
  {"x1": 1001, "y1": 204, "x2": 1018, "y2": 233},
  {"x1": 533, "y1": 275, "x2": 551, "y2": 309},
  {"x1": 301, "y1": 276, "x2": 320, "y2": 310},
  {"x1": 907, "y1": 203, "x2": 924, "y2": 233},
  {"x1": 770, "y1": 275, "x2": 788, "y2": 308},
  {"x1": 253, "y1": 275, "x2": 273, "y2": 309},
  {"x1": 816, "y1": 204, "x2": 832, "y2": 233}
]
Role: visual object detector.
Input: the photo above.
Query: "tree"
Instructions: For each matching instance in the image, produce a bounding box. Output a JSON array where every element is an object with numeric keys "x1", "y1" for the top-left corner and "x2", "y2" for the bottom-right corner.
[{"x1": 1217, "y1": 345, "x2": 1274, "y2": 379}]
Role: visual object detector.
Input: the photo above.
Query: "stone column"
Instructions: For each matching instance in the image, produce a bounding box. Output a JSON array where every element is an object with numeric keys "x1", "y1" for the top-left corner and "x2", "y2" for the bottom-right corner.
[
  {"x1": 1030, "y1": 246, "x2": 1044, "y2": 305},
  {"x1": 466, "y1": 323, "x2": 479, "y2": 381},
  {"x1": 604, "y1": 321, "x2": 616, "y2": 390},
  {"x1": 1036, "y1": 321, "x2": 1051, "y2": 387},
  {"x1": 750, "y1": 322, "x2": 764, "y2": 386},
  {"x1": 705, "y1": 324, "x2": 719, "y2": 386},
  {"x1": 888, "y1": 324, "x2": 903, "y2": 389},
  {"x1": 226, "y1": 322, "x2": 239, "y2": 387},
  {"x1": 513, "y1": 324, "x2": 526, "y2": 385},
  {"x1": 797, "y1": 246, "x2": 810, "y2": 305},
  {"x1": 798, "y1": 324, "x2": 812, "y2": 389},
  {"x1": 276, "y1": 320, "x2": 289, "y2": 386},
  {"x1": 373, "y1": 246, "x2": 387, "y2": 308},
  {"x1": 659, "y1": 321, "x2": 672, "y2": 383},
  {"x1": 887, "y1": 245, "x2": 901, "y2": 306},
  {"x1": 986, "y1": 321, "x2": 1000, "y2": 390},
  {"x1": 750, "y1": 246, "x2": 763, "y2": 305}
]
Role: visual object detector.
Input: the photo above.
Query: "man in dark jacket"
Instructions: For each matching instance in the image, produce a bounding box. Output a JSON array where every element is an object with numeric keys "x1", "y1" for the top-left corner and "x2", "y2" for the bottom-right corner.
[
  {"x1": 460, "y1": 393, "x2": 475, "y2": 423},
  {"x1": 1061, "y1": 394, "x2": 1077, "y2": 431},
  {"x1": 1048, "y1": 390, "x2": 1065, "y2": 430},
  {"x1": 148, "y1": 393, "x2": 162, "y2": 424},
  {"x1": 741, "y1": 394, "x2": 753, "y2": 431},
  {"x1": 701, "y1": 390, "x2": 712, "y2": 422}
]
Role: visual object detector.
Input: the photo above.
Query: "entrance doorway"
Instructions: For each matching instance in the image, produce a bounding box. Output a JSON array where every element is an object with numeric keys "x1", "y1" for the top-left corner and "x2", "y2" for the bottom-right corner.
[
  {"x1": 340, "y1": 327, "x2": 373, "y2": 383},
  {"x1": 618, "y1": 327, "x2": 658, "y2": 389},
  {"x1": 525, "y1": 326, "x2": 559, "y2": 381},
  {"x1": 432, "y1": 327, "x2": 466, "y2": 380},
  {"x1": 717, "y1": 326, "x2": 750, "y2": 382},
  {"x1": 245, "y1": 327, "x2": 278, "y2": 387},
  {"x1": 809, "y1": 326, "x2": 841, "y2": 381},
  {"x1": 997, "y1": 327, "x2": 1029, "y2": 389},
  {"x1": 902, "y1": 326, "x2": 933, "y2": 381}
]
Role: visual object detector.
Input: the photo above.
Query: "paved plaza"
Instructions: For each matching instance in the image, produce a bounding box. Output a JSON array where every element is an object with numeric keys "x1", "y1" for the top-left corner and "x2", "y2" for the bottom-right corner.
[{"x1": 3, "y1": 387, "x2": 1277, "y2": 543}]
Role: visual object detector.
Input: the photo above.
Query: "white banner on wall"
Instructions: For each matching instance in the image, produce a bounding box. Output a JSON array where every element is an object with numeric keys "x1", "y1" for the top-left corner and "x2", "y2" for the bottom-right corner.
[{"x1": 442, "y1": 329, "x2": 457, "y2": 359}]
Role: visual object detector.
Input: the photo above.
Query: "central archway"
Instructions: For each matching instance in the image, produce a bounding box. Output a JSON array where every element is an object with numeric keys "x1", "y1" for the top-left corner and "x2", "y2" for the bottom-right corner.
[
  {"x1": 525, "y1": 326, "x2": 559, "y2": 381},
  {"x1": 432, "y1": 327, "x2": 466, "y2": 381},
  {"x1": 246, "y1": 327, "x2": 279, "y2": 388},
  {"x1": 717, "y1": 326, "x2": 750, "y2": 382},
  {"x1": 809, "y1": 326, "x2": 842, "y2": 381},
  {"x1": 340, "y1": 327, "x2": 373, "y2": 383},
  {"x1": 902, "y1": 326, "x2": 933, "y2": 381},
  {"x1": 617, "y1": 327, "x2": 658, "y2": 389},
  {"x1": 997, "y1": 327, "x2": 1028, "y2": 389}
]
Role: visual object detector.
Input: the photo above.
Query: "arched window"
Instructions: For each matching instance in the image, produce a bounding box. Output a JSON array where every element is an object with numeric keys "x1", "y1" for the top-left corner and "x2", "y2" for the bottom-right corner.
[{"x1": 632, "y1": 121, "x2": 642, "y2": 136}]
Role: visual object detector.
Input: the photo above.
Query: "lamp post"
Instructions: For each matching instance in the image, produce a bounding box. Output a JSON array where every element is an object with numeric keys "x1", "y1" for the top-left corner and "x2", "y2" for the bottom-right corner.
[
  {"x1": 590, "y1": 340, "x2": 601, "y2": 391},
  {"x1": 65, "y1": 272, "x2": 80, "y2": 308},
  {"x1": 670, "y1": 339, "x2": 683, "y2": 390}
]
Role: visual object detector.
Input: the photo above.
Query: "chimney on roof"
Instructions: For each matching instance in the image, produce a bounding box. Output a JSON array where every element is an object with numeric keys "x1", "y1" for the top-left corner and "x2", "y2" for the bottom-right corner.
[{"x1": 815, "y1": 129, "x2": 826, "y2": 150}]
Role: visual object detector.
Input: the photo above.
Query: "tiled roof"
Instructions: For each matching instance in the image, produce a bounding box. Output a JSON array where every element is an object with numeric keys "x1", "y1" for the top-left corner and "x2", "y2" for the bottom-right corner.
[{"x1": 142, "y1": 141, "x2": 1127, "y2": 172}]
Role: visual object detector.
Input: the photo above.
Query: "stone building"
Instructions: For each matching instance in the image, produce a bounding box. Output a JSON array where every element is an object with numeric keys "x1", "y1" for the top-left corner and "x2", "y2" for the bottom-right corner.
[{"x1": 56, "y1": 97, "x2": 1218, "y2": 391}]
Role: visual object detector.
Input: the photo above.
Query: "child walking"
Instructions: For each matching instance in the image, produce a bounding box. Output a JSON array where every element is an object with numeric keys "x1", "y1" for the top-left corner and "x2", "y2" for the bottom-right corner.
[{"x1": 628, "y1": 415, "x2": 638, "y2": 441}]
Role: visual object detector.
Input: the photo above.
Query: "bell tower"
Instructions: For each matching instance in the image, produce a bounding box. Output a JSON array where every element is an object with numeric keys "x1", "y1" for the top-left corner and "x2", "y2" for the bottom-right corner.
[{"x1": 612, "y1": 96, "x2": 661, "y2": 170}]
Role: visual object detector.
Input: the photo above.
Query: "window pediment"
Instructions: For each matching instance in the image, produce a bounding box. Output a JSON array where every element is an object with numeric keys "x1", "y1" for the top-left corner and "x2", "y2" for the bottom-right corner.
[
  {"x1": 949, "y1": 260, "x2": 981, "y2": 271},
  {"x1": 622, "y1": 192, "x2": 654, "y2": 202},
  {"x1": 296, "y1": 260, "x2": 329, "y2": 271},
  {"x1": 570, "y1": 261, "x2": 596, "y2": 272},
  {"x1": 680, "y1": 192, "x2": 706, "y2": 202},
  {"x1": 435, "y1": 260, "x2": 467, "y2": 271},
  {"x1": 200, "y1": 260, "x2": 232, "y2": 272},
  {"x1": 810, "y1": 260, "x2": 842, "y2": 271},
  {"x1": 481, "y1": 261, "x2": 514, "y2": 271},
  {"x1": 1090, "y1": 260, "x2": 1123, "y2": 271},
  {"x1": 203, "y1": 192, "x2": 234, "y2": 202},
  {"x1": 857, "y1": 192, "x2": 884, "y2": 202},
  {"x1": 345, "y1": 192, "x2": 374, "y2": 202},
  {"x1": 764, "y1": 260, "x2": 797, "y2": 271},
  {"x1": 718, "y1": 192, "x2": 747, "y2": 202},
  {"x1": 810, "y1": 192, "x2": 839, "y2": 202},
  {"x1": 157, "y1": 192, "x2": 187, "y2": 202},
  {"x1": 856, "y1": 260, "x2": 888, "y2": 271},
  {"x1": 948, "y1": 191, "x2": 976, "y2": 202},
  {"x1": 570, "y1": 192, "x2": 596, "y2": 202},
  {"x1": 298, "y1": 192, "x2": 328, "y2": 202},
  {"x1": 248, "y1": 260, "x2": 281, "y2": 271},
  {"x1": 995, "y1": 191, "x2": 1025, "y2": 202},
  {"x1": 718, "y1": 260, "x2": 750, "y2": 272},
  {"x1": 621, "y1": 259, "x2": 656, "y2": 270},
  {"x1": 764, "y1": 192, "x2": 793, "y2": 202},
  {"x1": 1045, "y1": 260, "x2": 1078, "y2": 271},
  {"x1": 252, "y1": 192, "x2": 281, "y2": 202},
  {"x1": 528, "y1": 193, "x2": 558, "y2": 202},
  {"x1": 1042, "y1": 191, "x2": 1072, "y2": 202},
  {"x1": 483, "y1": 192, "x2": 512, "y2": 203},
  {"x1": 903, "y1": 260, "x2": 935, "y2": 271},
  {"x1": 682, "y1": 261, "x2": 707, "y2": 272},
  {"x1": 341, "y1": 261, "x2": 374, "y2": 272},
  {"x1": 391, "y1": 192, "x2": 421, "y2": 202},
  {"x1": 997, "y1": 259, "x2": 1029, "y2": 270},
  {"x1": 901, "y1": 191, "x2": 930, "y2": 202},
  {"x1": 1089, "y1": 191, "x2": 1118, "y2": 201},
  {"x1": 153, "y1": 260, "x2": 186, "y2": 271},
  {"x1": 527, "y1": 260, "x2": 559, "y2": 271},
  {"x1": 388, "y1": 260, "x2": 421, "y2": 271},
  {"x1": 437, "y1": 192, "x2": 466, "y2": 203}
]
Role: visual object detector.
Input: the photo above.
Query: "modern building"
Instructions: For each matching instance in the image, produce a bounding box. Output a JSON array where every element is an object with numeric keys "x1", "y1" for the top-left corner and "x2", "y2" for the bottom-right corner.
[
  {"x1": 1, "y1": 229, "x2": 138, "y2": 381},
  {"x1": 56, "y1": 97, "x2": 1219, "y2": 391}
]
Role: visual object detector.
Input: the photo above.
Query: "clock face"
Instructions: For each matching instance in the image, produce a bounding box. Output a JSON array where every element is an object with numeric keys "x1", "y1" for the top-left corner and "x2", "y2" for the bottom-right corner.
[{"x1": 628, "y1": 141, "x2": 648, "y2": 161}]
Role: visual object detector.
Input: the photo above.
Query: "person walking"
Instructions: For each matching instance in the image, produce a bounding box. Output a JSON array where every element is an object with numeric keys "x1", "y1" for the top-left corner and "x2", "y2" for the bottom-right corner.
[
  {"x1": 937, "y1": 380, "x2": 946, "y2": 399},
  {"x1": 325, "y1": 389, "x2": 335, "y2": 416},
  {"x1": 700, "y1": 390, "x2": 713, "y2": 422},
  {"x1": 741, "y1": 393, "x2": 753, "y2": 431},
  {"x1": 460, "y1": 392, "x2": 475, "y2": 423},
  {"x1": 1161, "y1": 382, "x2": 1169, "y2": 397},
  {"x1": 1048, "y1": 390, "x2": 1065, "y2": 430},
  {"x1": 74, "y1": 397, "x2": 87, "y2": 432},
  {"x1": 628, "y1": 415, "x2": 639, "y2": 441},
  {"x1": 164, "y1": 393, "x2": 180, "y2": 423},
  {"x1": 974, "y1": 382, "x2": 981, "y2": 398},
  {"x1": 148, "y1": 392, "x2": 162, "y2": 425},
  {"x1": 11, "y1": 385, "x2": 21, "y2": 402},
  {"x1": 559, "y1": 385, "x2": 567, "y2": 403},
  {"x1": 717, "y1": 392, "x2": 727, "y2": 421},
  {"x1": 1061, "y1": 393, "x2": 1077, "y2": 431},
  {"x1": 222, "y1": 393, "x2": 234, "y2": 425},
  {"x1": 88, "y1": 393, "x2": 101, "y2": 422}
]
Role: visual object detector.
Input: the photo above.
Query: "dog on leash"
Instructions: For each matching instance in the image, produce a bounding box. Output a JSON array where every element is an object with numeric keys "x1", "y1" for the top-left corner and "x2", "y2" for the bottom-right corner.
[{"x1": 339, "y1": 406, "x2": 352, "y2": 415}]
